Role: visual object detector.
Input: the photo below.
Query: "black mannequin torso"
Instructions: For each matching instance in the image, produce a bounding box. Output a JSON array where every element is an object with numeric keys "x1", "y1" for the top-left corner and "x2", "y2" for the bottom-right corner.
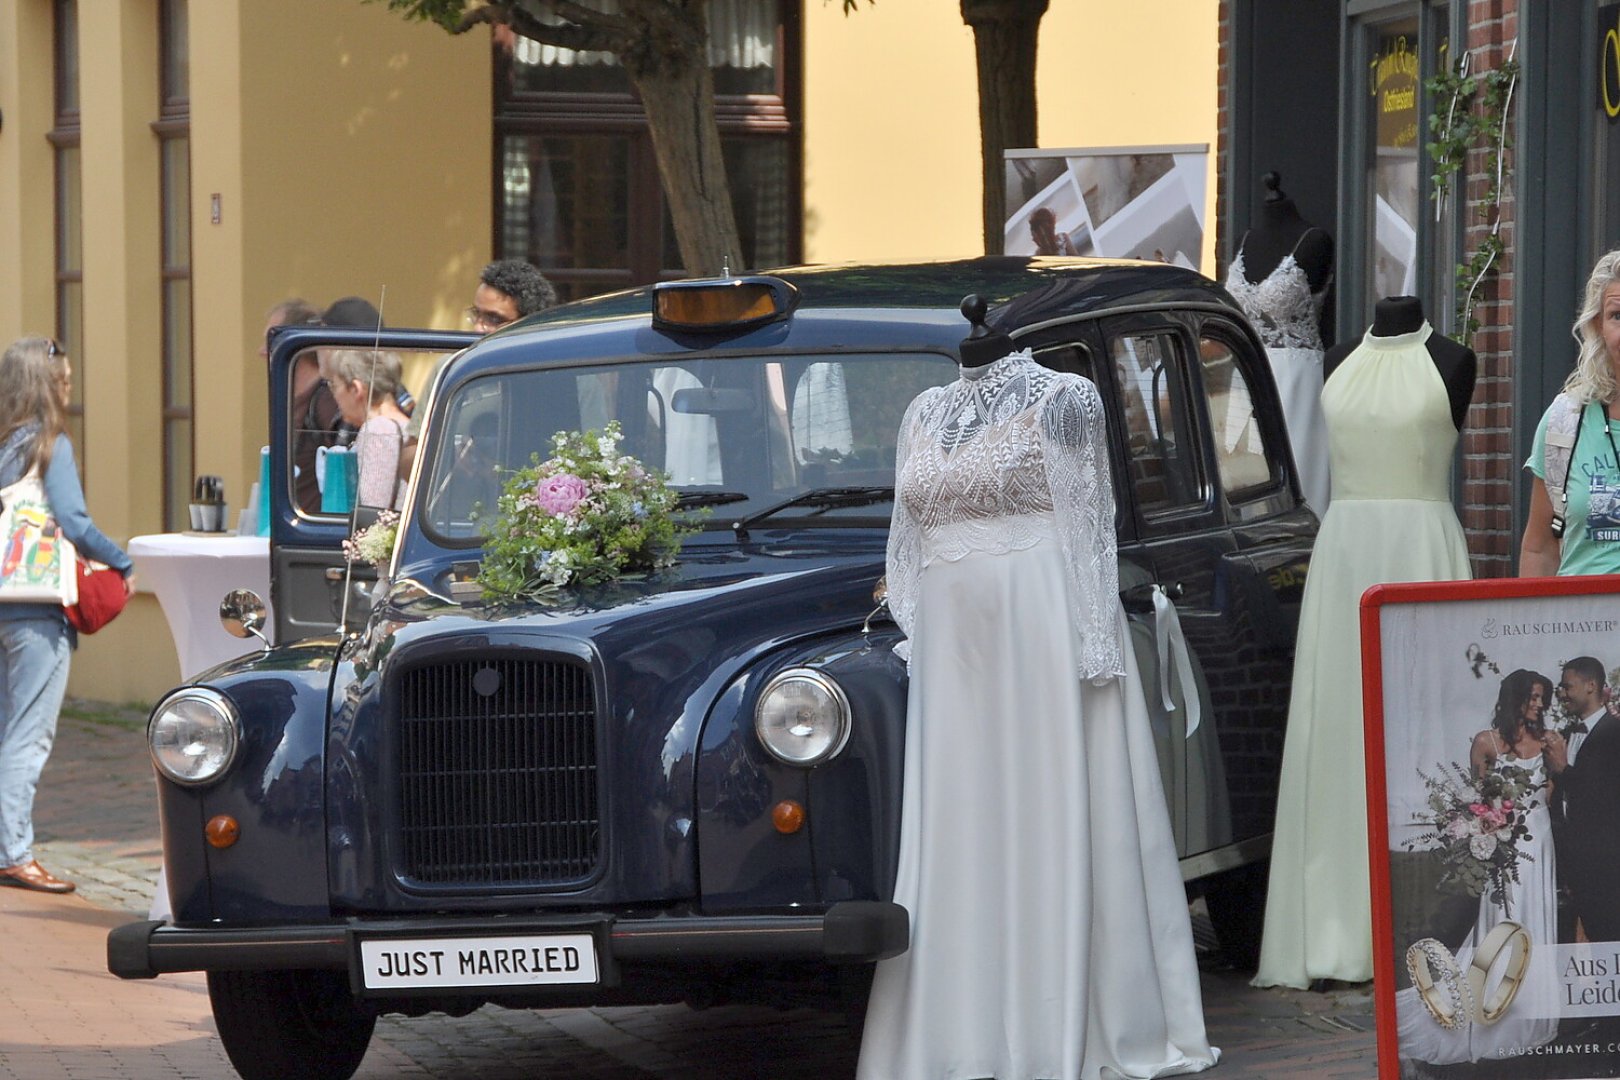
[
  {"x1": 957, "y1": 294, "x2": 1015, "y2": 368},
  {"x1": 1322, "y1": 296, "x2": 1477, "y2": 431},
  {"x1": 1236, "y1": 174, "x2": 1333, "y2": 293}
]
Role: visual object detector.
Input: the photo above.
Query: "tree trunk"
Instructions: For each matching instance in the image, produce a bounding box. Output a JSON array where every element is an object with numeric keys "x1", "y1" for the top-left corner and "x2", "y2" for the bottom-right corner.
[
  {"x1": 632, "y1": 60, "x2": 745, "y2": 278},
  {"x1": 961, "y1": 0, "x2": 1048, "y2": 255}
]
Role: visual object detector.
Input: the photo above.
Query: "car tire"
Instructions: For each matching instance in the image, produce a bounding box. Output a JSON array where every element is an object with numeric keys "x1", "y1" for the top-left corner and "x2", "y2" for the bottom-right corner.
[
  {"x1": 1203, "y1": 860, "x2": 1269, "y2": 971},
  {"x1": 207, "y1": 969, "x2": 376, "y2": 1080}
]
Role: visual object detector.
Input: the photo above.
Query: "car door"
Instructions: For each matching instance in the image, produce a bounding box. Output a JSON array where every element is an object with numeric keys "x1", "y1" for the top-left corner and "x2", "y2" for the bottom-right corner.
[
  {"x1": 1088, "y1": 312, "x2": 1232, "y2": 861},
  {"x1": 267, "y1": 326, "x2": 478, "y2": 645},
  {"x1": 1181, "y1": 312, "x2": 1316, "y2": 853},
  {"x1": 1023, "y1": 319, "x2": 1215, "y2": 859}
]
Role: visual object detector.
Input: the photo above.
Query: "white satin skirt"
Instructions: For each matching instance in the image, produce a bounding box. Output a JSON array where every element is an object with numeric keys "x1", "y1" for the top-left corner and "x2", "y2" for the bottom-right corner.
[
  {"x1": 857, "y1": 534, "x2": 1218, "y2": 1080},
  {"x1": 1268, "y1": 344, "x2": 1331, "y2": 515}
]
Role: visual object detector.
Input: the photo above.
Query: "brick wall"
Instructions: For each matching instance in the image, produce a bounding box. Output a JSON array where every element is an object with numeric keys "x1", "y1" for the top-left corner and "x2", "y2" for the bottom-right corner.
[{"x1": 1457, "y1": 0, "x2": 1518, "y2": 578}]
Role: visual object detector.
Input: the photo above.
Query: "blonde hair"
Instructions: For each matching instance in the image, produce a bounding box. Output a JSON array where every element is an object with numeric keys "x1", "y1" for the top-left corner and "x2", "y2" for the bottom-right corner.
[
  {"x1": 0, "y1": 336, "x2": 68, "y2": 475},
  {"x1": 326, "y1": 349, "x2": 402, "y2": 406},
  {"x1": 1564, "y1": 249, "x2": 1620, "y2": 404}
]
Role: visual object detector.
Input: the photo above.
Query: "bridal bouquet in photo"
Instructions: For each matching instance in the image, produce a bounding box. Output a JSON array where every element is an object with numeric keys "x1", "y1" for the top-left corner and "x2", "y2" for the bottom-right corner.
[
  {"x1": 1406, "y1": 760, "x2": 1541, "y2": 909},
  {"x1": 342, "y1": 510, "x2": 400, "y2": 569},
  {"x1": 476, "y1": 422, "x2": 687, "y2": 604}
]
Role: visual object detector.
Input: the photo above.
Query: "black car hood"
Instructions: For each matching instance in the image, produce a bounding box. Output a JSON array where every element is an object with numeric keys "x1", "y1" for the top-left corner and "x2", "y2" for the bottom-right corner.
[
  {"x1": 324, "y1": 536, "x2": 890, "y2": 910},
  {"x1": 372, "y1": 535, "x2": 888, "y2": 665}
]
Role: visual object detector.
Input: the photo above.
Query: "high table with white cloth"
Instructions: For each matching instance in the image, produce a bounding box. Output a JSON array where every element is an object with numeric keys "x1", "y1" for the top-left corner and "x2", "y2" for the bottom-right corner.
[
  {"x1": 128, "y1": 533, "x2": 274, "y2": 681},
  {"x1": 128, "y1": 533, "x2": 275, "y2": 923}
]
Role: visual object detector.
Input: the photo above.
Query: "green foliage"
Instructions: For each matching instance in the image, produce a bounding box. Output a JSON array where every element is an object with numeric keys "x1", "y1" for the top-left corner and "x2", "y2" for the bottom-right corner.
[
  {"x1": 371, "y1": 0, "x2": 467, "y2": 33},
  {"x1": 476, "y1": 422, "x2": 692, "y2": 605},
  {"x1": 1426, "y1": 55, "x2": 1518, "y2": 345}
]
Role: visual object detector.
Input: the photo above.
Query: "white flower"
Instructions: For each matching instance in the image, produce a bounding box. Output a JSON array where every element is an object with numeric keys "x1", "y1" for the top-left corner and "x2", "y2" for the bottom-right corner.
[
  {"x1": 1469, "y1": 833, "x2": 1498, "y2": 860},
  {"x1": 1495, "y1": 828, "x2": 1513, "y2": 843},
  {"x1": 1445, "y1": 819, "x2": 1471, "y2": 840}
]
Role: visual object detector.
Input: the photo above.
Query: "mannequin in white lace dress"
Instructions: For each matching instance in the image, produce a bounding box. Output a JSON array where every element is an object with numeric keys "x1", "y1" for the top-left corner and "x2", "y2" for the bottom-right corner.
[
  {"x1": 857, "y1": 306, "x2": 1218, "y2": 1080},
  {"x1": 1225, "y1": 173, "x2": 1333, "y2": 513}
]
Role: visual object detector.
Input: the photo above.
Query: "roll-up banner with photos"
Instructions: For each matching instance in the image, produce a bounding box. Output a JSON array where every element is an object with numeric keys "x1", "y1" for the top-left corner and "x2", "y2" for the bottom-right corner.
[
  {"x1": 1002, "y1": 145, "x2": 1207, "y2": 269},
  {"x1": 1363, "y1": 576, "x2": 1620, "y2": 1078}
]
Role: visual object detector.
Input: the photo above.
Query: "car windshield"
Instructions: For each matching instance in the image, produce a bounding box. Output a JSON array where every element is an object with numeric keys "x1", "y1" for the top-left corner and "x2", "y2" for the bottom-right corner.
[{"x1": 419, "y1": 352, "x2": 957, "y2": 544}]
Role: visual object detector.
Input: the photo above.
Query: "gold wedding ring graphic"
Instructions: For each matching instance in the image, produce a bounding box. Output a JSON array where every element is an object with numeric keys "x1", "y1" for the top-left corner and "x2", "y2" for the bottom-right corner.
[
  {"x1": 1468, "y1": 920, "x2": 1531, "y2": 1025},
  {"x1": 1407, "y1": 937, "x2": 1474, "y2": 1029},
  {"x1": 1406, "y1": 921, "x2": 1531, "y2": 1028}
]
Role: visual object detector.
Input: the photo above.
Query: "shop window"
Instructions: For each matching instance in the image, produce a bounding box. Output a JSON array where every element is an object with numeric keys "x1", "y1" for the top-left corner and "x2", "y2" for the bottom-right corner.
[
  {"x1": 1110, "y1": 333, "x2": 1202, "y2": 516},
  {"x1": 1197, "y1": 335, "x2": 1276, "y2": 497},
  {"x1": 1370, "y1": 22, "x2": 1422, "y2": 300},
  {"x1": 1598, "y1": 3, "x2": 1620, "y2": 248},
  {"x1": 494, "y1": 0, "x2": 799, "y2": 301}
]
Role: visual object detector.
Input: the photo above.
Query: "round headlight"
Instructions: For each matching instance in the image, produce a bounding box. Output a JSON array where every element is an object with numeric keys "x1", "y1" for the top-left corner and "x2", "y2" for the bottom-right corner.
[
  {"x1": 754, "y1": 668, "x2": 852, "y2": 767},
  {"x1": 148, "y1": 688, "x2": 241, "y2": 786}
]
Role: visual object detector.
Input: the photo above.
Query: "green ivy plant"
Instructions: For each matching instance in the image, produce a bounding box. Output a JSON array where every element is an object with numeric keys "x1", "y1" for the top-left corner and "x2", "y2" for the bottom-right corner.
[{"x1": 1426, "y1": 53, "x2": 1519, "y2": 344}]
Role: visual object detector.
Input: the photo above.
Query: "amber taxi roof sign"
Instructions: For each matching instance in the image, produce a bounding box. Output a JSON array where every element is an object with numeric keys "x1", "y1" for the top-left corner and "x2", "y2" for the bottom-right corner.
[{"x1": 652, "y1": 276, "x2": 798, "y2": 332}]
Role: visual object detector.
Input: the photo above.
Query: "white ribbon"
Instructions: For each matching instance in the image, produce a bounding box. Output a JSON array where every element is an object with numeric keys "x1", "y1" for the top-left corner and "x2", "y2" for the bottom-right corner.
[{"x1": 1151, "y1": 584, "x2": 1201, "y2": 738}]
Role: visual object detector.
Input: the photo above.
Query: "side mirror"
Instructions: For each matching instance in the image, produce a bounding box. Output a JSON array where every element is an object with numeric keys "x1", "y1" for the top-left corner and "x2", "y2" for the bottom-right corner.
[{"x1": 219, "y1": 589, "x2": 270, "y2": 649}]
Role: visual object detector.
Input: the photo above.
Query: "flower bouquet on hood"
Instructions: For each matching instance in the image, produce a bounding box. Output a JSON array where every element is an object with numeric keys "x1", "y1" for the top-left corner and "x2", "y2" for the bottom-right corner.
[
  {"x1": 476, "y1": 422, "x2": 688, "y2": 604},
  {"x1": 1404, "y1": 759, "x2": 1541, "y2": 911}
]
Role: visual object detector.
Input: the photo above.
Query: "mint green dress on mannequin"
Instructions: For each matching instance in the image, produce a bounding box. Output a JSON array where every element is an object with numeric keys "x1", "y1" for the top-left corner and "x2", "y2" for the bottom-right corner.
[{"x1": 1253, "y1": 322, "x2": 1472, "y2": 989}]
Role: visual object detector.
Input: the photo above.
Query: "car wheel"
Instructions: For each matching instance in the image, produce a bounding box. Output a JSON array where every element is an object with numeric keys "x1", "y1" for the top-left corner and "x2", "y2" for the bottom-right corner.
[
  {"x1": 1203, "y1": 860, "x2": 1269, "y2": 971},
  {"x1": 207, "y1": 969, "x2": 376, "y2": 1080}
]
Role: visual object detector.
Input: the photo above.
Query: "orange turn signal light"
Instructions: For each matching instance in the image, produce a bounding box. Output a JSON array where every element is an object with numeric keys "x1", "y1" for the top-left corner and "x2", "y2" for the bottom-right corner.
[
  {"x1": 205, "y1": 815, "x2": 240, "y2": 849},
  {"x1": 772, "y1": 800, "x2": 806, "y2": 834}
]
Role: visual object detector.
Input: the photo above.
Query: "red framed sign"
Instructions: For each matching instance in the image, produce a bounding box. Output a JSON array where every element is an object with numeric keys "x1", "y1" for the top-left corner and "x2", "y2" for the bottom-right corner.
[{"x1": 1363, "y1": 576, "x2": 1620, "y2": 1077}]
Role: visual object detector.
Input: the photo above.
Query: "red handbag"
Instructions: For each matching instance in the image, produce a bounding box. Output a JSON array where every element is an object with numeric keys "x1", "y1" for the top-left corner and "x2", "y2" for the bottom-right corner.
[{"x1": 65, "y1": 557, "x2": 128, "y2": 634}]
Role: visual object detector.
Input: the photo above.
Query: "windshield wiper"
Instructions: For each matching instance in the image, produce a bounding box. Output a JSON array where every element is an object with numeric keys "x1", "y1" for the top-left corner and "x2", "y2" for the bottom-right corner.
[
  {"x1": 676, "y1": 490, "x2": 752, "y2": 510},
  {"x1": 731, "y1": 486, "x2": 894, "y2": 540}
]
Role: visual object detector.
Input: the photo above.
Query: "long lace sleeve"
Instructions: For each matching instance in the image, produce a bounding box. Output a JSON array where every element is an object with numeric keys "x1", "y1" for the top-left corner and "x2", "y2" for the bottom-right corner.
[
  {"x1": 884, "y1": 389, "x2": 934, "y2": 660},
  {"x1": 1041, "y1": 378, "x2": 1124, "y2": 681}
]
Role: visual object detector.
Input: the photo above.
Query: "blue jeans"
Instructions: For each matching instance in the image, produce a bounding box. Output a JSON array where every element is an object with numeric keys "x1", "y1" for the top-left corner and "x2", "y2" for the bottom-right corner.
[{"x1": 0, "y1": 616, "x2": 70, "y2": 867}]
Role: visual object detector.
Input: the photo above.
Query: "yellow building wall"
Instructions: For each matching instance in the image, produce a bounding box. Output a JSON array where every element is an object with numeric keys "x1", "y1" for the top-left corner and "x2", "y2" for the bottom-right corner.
[
  {"x1": 43, "y1": 0, "x2": 491, "y2": 704},
  {"x1": 803, "y1": 0, "x2": 1219, "y2": 270},
  {"x1": 9, "y1": 0, "x2": 1210, "y2": 704}
]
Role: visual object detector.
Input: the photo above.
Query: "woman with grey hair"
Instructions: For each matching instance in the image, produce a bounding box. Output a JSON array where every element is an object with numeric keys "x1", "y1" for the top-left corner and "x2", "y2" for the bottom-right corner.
[
  {"x1": 0, "y1": 336, "x2": 133, "y2": 894},
  {"x1": 323, "y1": 348, "x2": 414, "y2": 510},
  {"x1": 1522, "y1": 250, "x2": 1620, "y2": 576}
]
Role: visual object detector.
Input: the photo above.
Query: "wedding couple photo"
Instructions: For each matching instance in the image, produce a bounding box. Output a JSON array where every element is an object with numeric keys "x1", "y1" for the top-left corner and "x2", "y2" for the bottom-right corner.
[{"x1": 1370, "y1": 583, "x2": 1620, "y2": 1078}]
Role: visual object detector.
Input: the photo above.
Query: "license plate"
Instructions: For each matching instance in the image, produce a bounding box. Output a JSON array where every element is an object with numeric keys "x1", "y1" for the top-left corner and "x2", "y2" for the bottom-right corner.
[{"x1": 358, "y1": 932, "x2": 599, "y2": 990}]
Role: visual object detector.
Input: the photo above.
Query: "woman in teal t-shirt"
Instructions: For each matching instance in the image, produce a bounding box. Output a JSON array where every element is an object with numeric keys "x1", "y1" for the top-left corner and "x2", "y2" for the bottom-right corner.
[{"x1": 1523, "y1": 250, "x2": 1620, "y2": 576}]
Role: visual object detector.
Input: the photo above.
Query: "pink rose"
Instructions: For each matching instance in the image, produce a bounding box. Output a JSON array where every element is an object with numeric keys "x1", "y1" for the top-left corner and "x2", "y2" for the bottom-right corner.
[
  {"x1": 1501, "y1": 800, "x2": 1514, "y2": 810},
  {"x1": 534, "y1": 473, "x2": 589, "y2": 518},
  {"x1": 1469, "y1": 802, "x2": 1490, "y2": 817}
]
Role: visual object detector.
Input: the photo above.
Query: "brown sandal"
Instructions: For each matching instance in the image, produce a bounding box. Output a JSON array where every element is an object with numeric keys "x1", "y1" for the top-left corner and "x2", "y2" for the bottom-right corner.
[{"x1": 0, "y1": 859, "x2": 76, "y2": 893}]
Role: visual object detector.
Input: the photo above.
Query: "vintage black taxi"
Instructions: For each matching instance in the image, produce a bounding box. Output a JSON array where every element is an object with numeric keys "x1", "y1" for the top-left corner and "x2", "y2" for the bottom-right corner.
[{"x1": 108, "y1": 258, "x2": 1316, "y2": 1080}]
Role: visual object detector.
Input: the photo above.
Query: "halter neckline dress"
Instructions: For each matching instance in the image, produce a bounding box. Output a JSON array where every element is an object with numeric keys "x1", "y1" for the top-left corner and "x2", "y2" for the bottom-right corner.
[
  {"x1": 1225, "y1": 233, "x2": 1332, "y2": 513},
  {"x1": 1253, "y1": 322, "x2": 1473, "y2": 989}
]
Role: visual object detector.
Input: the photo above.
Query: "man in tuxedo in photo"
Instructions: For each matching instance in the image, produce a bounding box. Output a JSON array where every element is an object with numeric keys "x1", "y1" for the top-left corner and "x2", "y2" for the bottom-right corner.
[{"x1": 1546, "y1": 656, "x2": 1620, "y2": 942}]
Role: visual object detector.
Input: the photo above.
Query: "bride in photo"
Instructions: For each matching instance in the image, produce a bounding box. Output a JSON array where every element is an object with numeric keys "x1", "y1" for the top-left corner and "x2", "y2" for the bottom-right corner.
[{"x1": 1397, "y1": 668, "x2": 1561, "y2": 1067}]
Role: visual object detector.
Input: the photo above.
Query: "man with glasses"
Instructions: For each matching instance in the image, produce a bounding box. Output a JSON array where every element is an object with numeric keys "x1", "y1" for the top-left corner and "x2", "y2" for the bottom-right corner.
[
  {"x1": 408, "y1": 260, "x2": 559, "y2": 443},
  {"x1": 468, "y1": 260, "x2": 557, "y2": 333}
]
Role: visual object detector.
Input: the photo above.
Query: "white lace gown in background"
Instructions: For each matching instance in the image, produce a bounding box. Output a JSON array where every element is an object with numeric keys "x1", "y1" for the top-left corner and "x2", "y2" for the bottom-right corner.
[
  {"x1": 1395, "y1": 752, "x2": 1558, "y2": 1064},
  {"x1": 857, "y1": 351, "x2": 1218, "y2": 1080},
  {"x1": 1225, "y1": 239, "x2": 1332, "y2": 514}
]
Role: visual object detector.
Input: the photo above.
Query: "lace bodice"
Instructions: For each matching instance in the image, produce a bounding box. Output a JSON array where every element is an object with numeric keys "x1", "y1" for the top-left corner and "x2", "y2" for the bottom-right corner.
[
  {"x1": 885, "y1": 351, "x2": 1123, "y2": 680},
  {"x1": 1225, "y1": 246, "x2": 1328, "y2": 352}
]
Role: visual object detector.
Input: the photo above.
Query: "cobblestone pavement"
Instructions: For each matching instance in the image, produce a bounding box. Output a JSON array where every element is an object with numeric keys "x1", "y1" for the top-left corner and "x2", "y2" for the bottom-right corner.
[{"x1": 0, "y1": 702, "x2": 1379, "y2": 1078}]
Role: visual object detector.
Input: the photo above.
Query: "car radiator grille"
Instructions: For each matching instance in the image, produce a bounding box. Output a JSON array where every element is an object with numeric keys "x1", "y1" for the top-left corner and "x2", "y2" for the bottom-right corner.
[{"x1": 395, "y1": 657, "x2": 601, "y2": 886}]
